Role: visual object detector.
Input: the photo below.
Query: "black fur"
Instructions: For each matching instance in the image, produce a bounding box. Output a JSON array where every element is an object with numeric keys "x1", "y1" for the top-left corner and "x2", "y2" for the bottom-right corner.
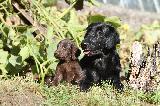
[{"x1": 80, "y1": 22, "x2": 123, "y2": 92}]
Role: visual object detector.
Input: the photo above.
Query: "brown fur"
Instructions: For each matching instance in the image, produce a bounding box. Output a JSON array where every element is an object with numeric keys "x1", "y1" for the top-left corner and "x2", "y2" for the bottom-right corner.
[{"x1": 53, "y1": 39, "x2": 84, "y2": 86}]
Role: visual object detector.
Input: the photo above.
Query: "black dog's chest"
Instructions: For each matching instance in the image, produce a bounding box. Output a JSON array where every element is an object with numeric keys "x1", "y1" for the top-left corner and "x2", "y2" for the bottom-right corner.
[
  {"x1": 93, "y1": 56, "x2": 112, "y2": 71},
  {"x1": 81, "y1": 55, "x2": 113, "y2": 70},
  {"x1": 93, "y1": 58, "x2": 106, "y2": 70}
]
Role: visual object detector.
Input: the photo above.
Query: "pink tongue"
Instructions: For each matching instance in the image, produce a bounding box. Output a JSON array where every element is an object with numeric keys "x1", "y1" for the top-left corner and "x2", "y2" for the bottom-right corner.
[{"x1": 84, "y1": 51, "x2": 90, "y2": 54}]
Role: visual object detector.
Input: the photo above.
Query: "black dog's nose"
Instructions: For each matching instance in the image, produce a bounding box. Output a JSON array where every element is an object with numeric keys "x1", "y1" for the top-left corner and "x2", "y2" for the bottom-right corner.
[{"x1": 81, "y1": 42, "x2": 88, "y2": 49}]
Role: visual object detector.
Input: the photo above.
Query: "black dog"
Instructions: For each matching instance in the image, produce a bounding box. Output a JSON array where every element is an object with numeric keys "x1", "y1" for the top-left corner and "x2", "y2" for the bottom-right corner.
[{"x1": 80, "y1": 22, "x2": 124, "y2": 92}]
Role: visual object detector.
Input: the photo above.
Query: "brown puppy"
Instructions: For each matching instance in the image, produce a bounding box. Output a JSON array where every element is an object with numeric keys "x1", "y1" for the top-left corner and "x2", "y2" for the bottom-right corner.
[{"x1": 53, "y1": 39, "x2": 84, "y2": 86}]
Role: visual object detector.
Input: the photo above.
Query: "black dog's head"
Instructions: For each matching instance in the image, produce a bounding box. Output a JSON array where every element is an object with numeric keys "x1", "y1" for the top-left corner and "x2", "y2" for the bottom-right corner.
[
  {"x1": 81, "y1": 22, "x2": 120, "y2": 56},
  {"x1": 54, "y1": 39, "x2": 81, "y2": 61}
]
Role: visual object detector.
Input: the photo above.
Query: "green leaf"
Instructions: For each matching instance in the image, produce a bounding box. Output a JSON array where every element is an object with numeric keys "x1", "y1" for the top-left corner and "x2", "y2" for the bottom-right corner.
[
  {"x1": 87, "y1": 15, "x2": 121, "y2": 28},
  {"x1": 42, "y1": 0, "x2": 57, "y2": 7},
  {"x1": 25, "y1": 28, "x2": 41, "y2": 59},
  {"x1": 68, "y1": 9, "x2": 79, "y2": 25},
  {"x1": 19, "y1": 46, "x2": 30, "y2": 62},
  {"x1": 47, "y1": 42, "x2": 58, "y2": 61},
  {"x1": 104, "y1": 16, "x2": 122, "y2": 28},
  {"x1": 67, "y1": 9, "x2": 79, "y2": 37},
  {"x1": 0, "y1": 65, "x2": 8, "y2": 75},
  {"x1": 46, "y1": 26, "x2": 54, "y2": 44},
  {"x1": 0, "y1": 50, "x2": 9, "y2": 75},
  {"x1": 135, "y1": 31, "x2": 143, "y2": 40},
  {"x1": 48, "y1": 59, "x2": 58, "y2": 72},
  {"x1": 0, "y1": 50, "x2": 9, "y2": 65},
  {"x1": 9, "y1": 55, "x2": 20, "y2": 67},
  {"x1": 46, "y1": 26, "x2": 59, "y2": 60},
  {"x1": 87, "y1": 14, "x2": 105, "y2": 24},
  {"x1": 12, "y1": 38, "x2": 21, "y2": 46},
  {"x1": 0, "y1": 40, "x2": 3, "y2": 49},
  {"x1": 8, "y1": 28, "x2": 16, "y2": 40},
  {"x1": 67, "y1": 9, "x2": 85, "y2": 41}
]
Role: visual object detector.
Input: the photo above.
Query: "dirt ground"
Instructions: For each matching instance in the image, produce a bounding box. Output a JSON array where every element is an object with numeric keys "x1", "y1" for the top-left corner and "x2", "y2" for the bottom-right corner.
[
  {"x1": 0, "y1": 77, "x2": 44, "y2": 106},
  {"x1": 0, "y1": 91, "x2": 43, "y2": 106}
]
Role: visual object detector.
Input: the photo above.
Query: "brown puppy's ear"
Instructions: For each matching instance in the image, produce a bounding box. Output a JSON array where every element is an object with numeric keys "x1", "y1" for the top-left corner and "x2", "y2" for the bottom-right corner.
[
  {"x1": 71, "y1": 43, "x2": 81, "y2": 60},
  {"x1": 75, "y1": 48, "x2": 81, "y2": 58}
]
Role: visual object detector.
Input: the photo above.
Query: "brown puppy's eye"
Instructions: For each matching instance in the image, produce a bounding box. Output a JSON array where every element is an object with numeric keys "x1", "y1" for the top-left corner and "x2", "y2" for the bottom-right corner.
[
  {"x1": 62, "y1": 44, "x2": 69, "y2": 49},
  {"x1": 62, "y1": 45, "x2": 67, "y2": 48}
]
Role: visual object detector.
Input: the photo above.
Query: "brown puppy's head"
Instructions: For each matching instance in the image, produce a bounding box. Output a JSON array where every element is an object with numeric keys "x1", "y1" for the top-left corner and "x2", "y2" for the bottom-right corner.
[{"x1": 54, "y1": 39, "x2": 81, "y2": 61}]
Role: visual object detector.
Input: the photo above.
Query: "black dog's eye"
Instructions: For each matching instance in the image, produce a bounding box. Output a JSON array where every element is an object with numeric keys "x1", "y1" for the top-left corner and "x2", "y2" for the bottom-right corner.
[
  {"x1": 97, "y1": 30, "x2": 102, "y2": 35},
  {"x1": 103, "y1": 27, "x2": 109, "y2": 32}
]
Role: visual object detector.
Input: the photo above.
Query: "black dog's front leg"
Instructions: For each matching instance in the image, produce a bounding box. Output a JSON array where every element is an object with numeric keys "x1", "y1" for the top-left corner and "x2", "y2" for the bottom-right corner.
[
  {"x1": 91, "y1": 70, "x2": 100, "y2": 84},
  {"x1": 112, "y1": 77, "x2": 124, "y2": 92},
  {"x1": 112, "y1": 54, "x2": 124, "y2": 92},
  {"x1": 80, "y1": 78, "x2": 92, "y2": 92},
  {"x1": 80, "y1": 69, "x2": 100, "y2": 92},
  {"x1": 112, "y1": 64, "x2": 124, "y2": 92},
  {"x1": 79, "y1": 68, "x2": 91, "y2": 91}
]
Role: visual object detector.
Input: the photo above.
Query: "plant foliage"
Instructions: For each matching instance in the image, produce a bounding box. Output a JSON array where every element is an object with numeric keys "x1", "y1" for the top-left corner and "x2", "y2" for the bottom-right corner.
[{"x1": 0, "y1": 0, "x2": 122, "y2": 84}]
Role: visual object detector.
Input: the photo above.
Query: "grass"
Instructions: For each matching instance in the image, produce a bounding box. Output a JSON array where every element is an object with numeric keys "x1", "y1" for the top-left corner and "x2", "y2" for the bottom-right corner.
[{"x1": 0, "y1": 76, "x2": 159, "y2": 106}]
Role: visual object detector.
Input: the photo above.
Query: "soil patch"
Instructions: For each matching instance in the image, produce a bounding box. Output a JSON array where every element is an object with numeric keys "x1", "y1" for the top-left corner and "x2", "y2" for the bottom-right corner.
[{"x1": 0, "y1": 77, "x2": 44, "y2": 106}]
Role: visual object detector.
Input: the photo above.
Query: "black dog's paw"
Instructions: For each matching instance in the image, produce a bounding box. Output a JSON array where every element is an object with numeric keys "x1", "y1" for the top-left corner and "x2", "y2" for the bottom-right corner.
[
  {"x1": 79, "y1": 80, "x2": 92, "y2": 92},
  {"x1": 113, "y1": 81, "x2": 124, "y2": 93}
]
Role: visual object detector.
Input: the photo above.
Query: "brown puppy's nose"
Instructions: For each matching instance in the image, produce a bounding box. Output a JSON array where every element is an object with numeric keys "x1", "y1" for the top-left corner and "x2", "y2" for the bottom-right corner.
[{"x1": 54, "y1": 51, "x2": 59, "y2": 58}]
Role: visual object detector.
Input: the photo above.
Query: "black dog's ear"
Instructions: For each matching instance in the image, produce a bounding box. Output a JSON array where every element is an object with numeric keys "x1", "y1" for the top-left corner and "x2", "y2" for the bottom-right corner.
[
  {"x1": 114, "y1": 31, "x2": 120, "y2": 44},
  {"x1": 86, "y1": 23, "x2": 97, "y2": 31},
  {"x1": 71, "y1": 44, "x2": 81, "y2": 60},
  {"x1": 104, "y1": 24, "x2": 120, "y2": 49}
]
